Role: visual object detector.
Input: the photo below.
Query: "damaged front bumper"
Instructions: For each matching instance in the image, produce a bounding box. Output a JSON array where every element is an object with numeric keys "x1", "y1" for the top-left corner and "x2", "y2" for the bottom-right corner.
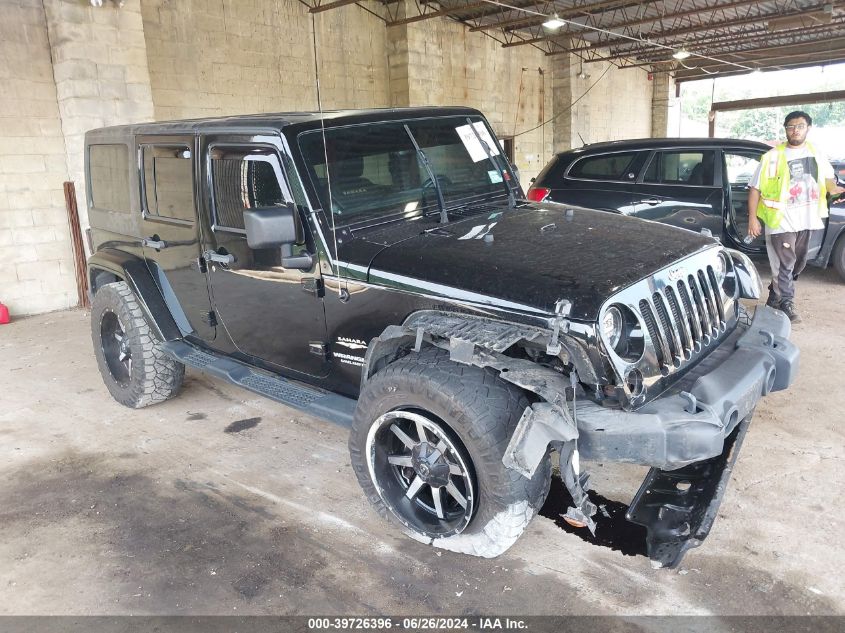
[
  {"x1": 576, "y1": 305, "x2": 797, "y2": 470},
  {"x1": 506, "y1": 305, "x2": 799, "y2": 567}
]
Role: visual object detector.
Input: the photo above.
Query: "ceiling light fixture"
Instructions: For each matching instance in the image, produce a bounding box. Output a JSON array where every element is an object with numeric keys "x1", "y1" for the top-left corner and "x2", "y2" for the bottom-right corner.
[
  {"x1": 543, "y1": 14, "x2": 566, "y2": 30},
  {"x1": 672, "y1": 48, "x2": 691, "y2": 60}
]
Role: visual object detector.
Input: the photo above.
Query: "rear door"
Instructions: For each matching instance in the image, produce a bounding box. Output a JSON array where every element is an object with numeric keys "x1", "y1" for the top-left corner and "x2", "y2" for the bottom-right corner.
[
  {"x1": 547, "y1": 150, "x2": 645, "y2": 212},
  {"x1": 199, "y1": 133, "x2": 330, "y2": 378},
  {"x1": 629, "y1": 149, "x2": 723, "y2": 238},
  {"x1": 138, "y1": 135, "x2": 216, "y2": 342}
]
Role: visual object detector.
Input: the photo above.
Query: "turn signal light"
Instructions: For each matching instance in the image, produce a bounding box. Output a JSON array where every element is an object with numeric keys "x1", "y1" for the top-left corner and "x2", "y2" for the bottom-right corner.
[{"x1": 526, "y1": 186, "x2": 550, "y2": 202}]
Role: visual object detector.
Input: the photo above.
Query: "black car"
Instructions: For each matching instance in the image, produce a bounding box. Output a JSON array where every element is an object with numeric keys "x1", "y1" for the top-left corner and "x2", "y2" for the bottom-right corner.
[
  {"x1": 833, "y1": 158, "x2": 845, "y2": 184},
  {"x1": 84, "y1": 108, "x2": 798, "y2": 568},
  {"x1": 528, "y1": 138, "x2": 845, "y2": 280}
]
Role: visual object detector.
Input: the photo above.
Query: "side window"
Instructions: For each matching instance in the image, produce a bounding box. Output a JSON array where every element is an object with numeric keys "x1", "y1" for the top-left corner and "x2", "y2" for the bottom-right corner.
[
  {"x1": 89, "y1": 144, "x2": 130, "y2": 212},
  {"x1": 725, "y1": 152, "x2": 761, "y2": 187},
  {"x1": 645, "y1": 150, "x2": 715, "y2": 186},
  {"x1": 142, "y1": 145, "x2": 195, "y2": 222},
  {"x1": 209, "y1": 146, "x2": 291, "y2": 233},
  {"x1": 568, "y1": 152, "x2": 639, "y2": 180}
]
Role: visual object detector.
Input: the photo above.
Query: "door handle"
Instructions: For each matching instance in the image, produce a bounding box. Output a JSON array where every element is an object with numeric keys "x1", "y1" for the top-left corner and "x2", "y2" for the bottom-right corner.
[
  {"x1": 641, "y1": 198, "x2": 660, "y2": 205},
  {"x1": 204, "y1": 250, "x2": 235, "y2": 265},
  {"x1": 142, "y1": 237, "x2": 167, "y2": 249}
]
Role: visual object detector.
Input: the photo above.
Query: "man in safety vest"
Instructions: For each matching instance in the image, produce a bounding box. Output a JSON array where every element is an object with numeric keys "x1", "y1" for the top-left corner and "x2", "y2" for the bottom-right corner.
[{"x1": 748, "y1": 110, "x2": 844, "y2": 323}]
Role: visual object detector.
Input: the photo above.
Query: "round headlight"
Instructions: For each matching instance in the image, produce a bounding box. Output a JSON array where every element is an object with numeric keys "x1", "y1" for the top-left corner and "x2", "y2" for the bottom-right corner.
[{"x1": 602, "y1": 306, "x2": 623, "y2": 349}]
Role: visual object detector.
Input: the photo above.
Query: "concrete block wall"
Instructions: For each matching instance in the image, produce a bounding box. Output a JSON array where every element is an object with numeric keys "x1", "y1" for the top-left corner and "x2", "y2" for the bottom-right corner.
[
  {"x1": 551, "y1": 55, "x2": 573, "y2": 155},
  {"x1": 141, "y1": 0, "x2": 389, "y2": 120},
  {"x1": 651, "y1": 72, "x2": 675, "y2": 138},
  {"x1": 401, "y1": 8, "x2": 553, "y2": 182},
  {"x1": 0, "y1": 0, "x2": 77, "y2": 315},
  {"x1": 565, "y1": 60, "x2": 653, "y2": 148},
  {"x1": 43, "y1": 0, "x2": 155, "y2": 228}
]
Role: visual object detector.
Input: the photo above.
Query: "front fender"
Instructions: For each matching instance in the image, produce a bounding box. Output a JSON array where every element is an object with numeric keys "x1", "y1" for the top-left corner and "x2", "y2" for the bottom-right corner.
[{"x1": 727, "y1": 249, "x2": 762, "y2": 300}]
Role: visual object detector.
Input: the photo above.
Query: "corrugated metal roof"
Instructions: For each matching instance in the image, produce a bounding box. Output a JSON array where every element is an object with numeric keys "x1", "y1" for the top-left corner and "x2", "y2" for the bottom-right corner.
[{"x1": 346, "y1": 0, "x2": 845, "y2": 82}]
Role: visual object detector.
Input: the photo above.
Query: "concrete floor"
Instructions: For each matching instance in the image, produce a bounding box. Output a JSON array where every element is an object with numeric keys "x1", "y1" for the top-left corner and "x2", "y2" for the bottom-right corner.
[{"x1": 1, "y1": 264, "x2": 844, "y2": 616}]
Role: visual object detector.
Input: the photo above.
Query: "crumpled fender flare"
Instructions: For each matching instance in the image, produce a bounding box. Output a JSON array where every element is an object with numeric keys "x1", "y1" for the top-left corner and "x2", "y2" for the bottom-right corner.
[
  {"x1": 87, "y1": 249, "x2": 182, "y2": 341},
  {"x1": 361, "y1": 310, "x2": 583, "y2": 478}
]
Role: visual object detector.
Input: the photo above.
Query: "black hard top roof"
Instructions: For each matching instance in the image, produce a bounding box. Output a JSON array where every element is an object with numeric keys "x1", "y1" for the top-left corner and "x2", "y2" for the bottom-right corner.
[
  {"x1": 85, "y1": 107, "x2": 484, "y2": 141},
  {"x1": 558, "y1": 137, "x2": 771, "y2": 156}
]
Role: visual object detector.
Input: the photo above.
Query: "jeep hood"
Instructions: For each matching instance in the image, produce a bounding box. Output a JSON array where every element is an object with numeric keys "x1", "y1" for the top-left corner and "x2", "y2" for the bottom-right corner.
[{"x1": 341, "y1": 204, "x2": 716, "y2": 321}]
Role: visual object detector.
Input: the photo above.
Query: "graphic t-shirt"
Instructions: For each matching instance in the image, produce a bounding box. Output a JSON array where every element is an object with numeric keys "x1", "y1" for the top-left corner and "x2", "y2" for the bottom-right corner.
[{"x1": 749, "y1": 145, "x2": 834, "y2": 234}]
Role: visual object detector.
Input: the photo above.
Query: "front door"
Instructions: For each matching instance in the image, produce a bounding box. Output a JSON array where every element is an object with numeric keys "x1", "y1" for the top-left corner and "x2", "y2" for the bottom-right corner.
[
  {"x1": 138, "y1": 135, "x2": 216, "y2": 342},
  {"x1": 199, "y1": 134, "x2": 329, "y2": 378},
  {"x1": 630, "y1": 149, "x2": 724, "y2": 239},
  {"x1": 723, "y1": 149, "x2": 766, "y2": 253}
]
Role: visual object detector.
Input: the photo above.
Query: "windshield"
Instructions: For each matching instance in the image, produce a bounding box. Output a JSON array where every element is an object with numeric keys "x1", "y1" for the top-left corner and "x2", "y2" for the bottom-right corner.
[{"x1": 298, "y1": 116, "x2": 513, "y2": 227}]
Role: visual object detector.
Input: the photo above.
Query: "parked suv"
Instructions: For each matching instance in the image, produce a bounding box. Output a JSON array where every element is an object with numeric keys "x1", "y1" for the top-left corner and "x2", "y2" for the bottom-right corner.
[
  {"x1": 528, "y1": 138, "x2": 845, "y2": 281},
  {"x1": 85, "y1": 108, "x2": 798, "y2": 568}
]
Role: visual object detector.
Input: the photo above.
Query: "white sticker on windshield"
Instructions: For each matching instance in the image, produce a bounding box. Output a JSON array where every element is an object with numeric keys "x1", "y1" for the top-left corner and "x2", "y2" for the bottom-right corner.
[
  {"x1": 488, "y1": 170, "x2": 503, "y2": 184},
  {"x1": 456, "y1": 122, "x2": 501, "y2": 163}
]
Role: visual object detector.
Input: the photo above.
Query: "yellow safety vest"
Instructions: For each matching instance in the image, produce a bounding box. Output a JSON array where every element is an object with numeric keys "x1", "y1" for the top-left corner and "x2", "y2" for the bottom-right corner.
[{"x1": 755, "y1": 142, "x2": 828, "y2": 229}]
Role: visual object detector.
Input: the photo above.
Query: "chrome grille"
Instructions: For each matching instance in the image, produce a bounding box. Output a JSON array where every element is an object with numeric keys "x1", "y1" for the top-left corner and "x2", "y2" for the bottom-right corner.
[
  {"x1": 599, "y1": 248, "x2": 738, "y2": 407},
  {"x1": 628, "y1": 261, "x2": 730, "y2": 376}
]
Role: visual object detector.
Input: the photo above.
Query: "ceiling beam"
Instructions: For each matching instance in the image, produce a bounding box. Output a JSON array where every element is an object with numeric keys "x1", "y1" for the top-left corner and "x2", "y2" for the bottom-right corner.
[
  {"x1": 661, "y1": 20, "x2": 845, "y2": 52},
  {"x1": 668, "y1": 46, "x2": 845, "y2": 75},
  {"x1": 309, "y1": 0, "x2": 361, "y2": 14},
  {"x1": 555, "y1": 0, "x2": 774, "y2": 35},
  {"x1": 468, "y1": 0, "x2": 655, "y2": 32},
  {"x1": 709, "y1": 90, "x2": 845, "y2": 113},
  {"x1": 555, "y1": 5, "x2": 833, "y2": 56},
  {"x1": 631, "y1": 21, "x2": 845, "y2": 63},
  {"x1": 673, "y1": 54, "x2": 845, "y2": 81},
  {"x1": 386, "y1": 1, "x2": 489, "y2": 26},
  {"x1": 590, "y1": 36, "x2": 845, "y2": 70},
  {"x1": 674, "y1": 36, "x2": 845, "y2": 61}
]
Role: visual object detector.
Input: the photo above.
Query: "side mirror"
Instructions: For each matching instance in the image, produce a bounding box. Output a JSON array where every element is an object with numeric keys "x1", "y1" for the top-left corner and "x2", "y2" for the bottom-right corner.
[{"x1": 243, "y1": 204, "x2": 313, "y2": 269}]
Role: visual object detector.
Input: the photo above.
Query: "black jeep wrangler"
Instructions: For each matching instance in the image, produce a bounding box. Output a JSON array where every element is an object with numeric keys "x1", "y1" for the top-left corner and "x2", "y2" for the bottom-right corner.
[{"x1": 85, "y1": 107, "x2": 799, "y2": 568}]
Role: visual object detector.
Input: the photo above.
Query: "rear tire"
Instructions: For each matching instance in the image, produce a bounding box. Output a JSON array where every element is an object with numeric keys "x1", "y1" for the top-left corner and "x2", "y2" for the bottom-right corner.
[
  {"x1": 349, "y1": 348, "x2": 551, "y2": 557},
  {"x1": 91, "y1": 281, "x2": 184, "y2": 408},
  {"x1": 832, "y1": 232, "x2": 845, "y2": 282}
]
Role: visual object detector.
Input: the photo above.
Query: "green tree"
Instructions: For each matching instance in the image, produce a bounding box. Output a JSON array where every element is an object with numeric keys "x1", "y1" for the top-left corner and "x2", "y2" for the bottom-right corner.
[{"x1": 728, "y1": 107, "x2": 783, "y2": 141}]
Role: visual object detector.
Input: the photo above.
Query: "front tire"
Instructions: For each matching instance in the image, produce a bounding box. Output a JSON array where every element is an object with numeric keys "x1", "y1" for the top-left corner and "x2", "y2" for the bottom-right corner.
[
  {"x1": 349, "y1": 348, "x2": 551, "y2": 557},
  {"x1": 90, "y1": 281, "x2": 184, "y2": 408}
]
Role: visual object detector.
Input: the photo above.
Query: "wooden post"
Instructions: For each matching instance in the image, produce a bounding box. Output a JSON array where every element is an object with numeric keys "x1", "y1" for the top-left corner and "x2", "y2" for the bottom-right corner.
[{"x1": 63, "y1": 182, "x2": 90, "y2": 308}]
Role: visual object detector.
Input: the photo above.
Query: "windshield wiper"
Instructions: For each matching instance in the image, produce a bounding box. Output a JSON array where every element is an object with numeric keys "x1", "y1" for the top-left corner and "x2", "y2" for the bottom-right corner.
[
  {"x1": 404, "y1": 124, "x2": 448, "y2": 224},
  {"x1": 465, "y1": 117, "x2": 516, "y2": 210}
]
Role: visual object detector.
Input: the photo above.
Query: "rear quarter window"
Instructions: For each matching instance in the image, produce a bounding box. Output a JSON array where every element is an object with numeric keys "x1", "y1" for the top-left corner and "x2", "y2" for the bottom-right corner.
[
  {"x1": 141, "y1": 145, "x2": 195, "y2": 223},
  {"x1": 568, "y1": 152, "x2": 639, "y2": 180},
  {"x1": 89, "y1": 144, "x2": 130, "y2": 212}
]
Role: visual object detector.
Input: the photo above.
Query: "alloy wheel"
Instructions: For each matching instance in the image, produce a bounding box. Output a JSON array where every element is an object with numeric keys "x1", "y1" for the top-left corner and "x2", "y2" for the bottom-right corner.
[
  {"x1": 365, "y1": 410, "x2": 476, "y2": 538},
  {"x1": 100, "y1": 310, "x2": 132, "y2": 385}
]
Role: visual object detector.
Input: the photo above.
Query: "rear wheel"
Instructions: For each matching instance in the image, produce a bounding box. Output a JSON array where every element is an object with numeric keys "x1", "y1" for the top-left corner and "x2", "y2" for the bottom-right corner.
[
  {"x1": 349, "y1": 348, "x2": 551, "y2": 557},
  {"x1": 91, "y1": 281, "x2": 184, "y2": 408}
]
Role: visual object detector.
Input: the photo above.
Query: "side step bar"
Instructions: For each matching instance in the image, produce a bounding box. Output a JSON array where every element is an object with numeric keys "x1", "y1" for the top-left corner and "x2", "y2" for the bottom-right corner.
[
  {"x1": 625, "y1": 415, "x2": 751, "y2": 568},
  {"x1": 160, "y1": 341, "x2": 357, "y2": 428}
]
